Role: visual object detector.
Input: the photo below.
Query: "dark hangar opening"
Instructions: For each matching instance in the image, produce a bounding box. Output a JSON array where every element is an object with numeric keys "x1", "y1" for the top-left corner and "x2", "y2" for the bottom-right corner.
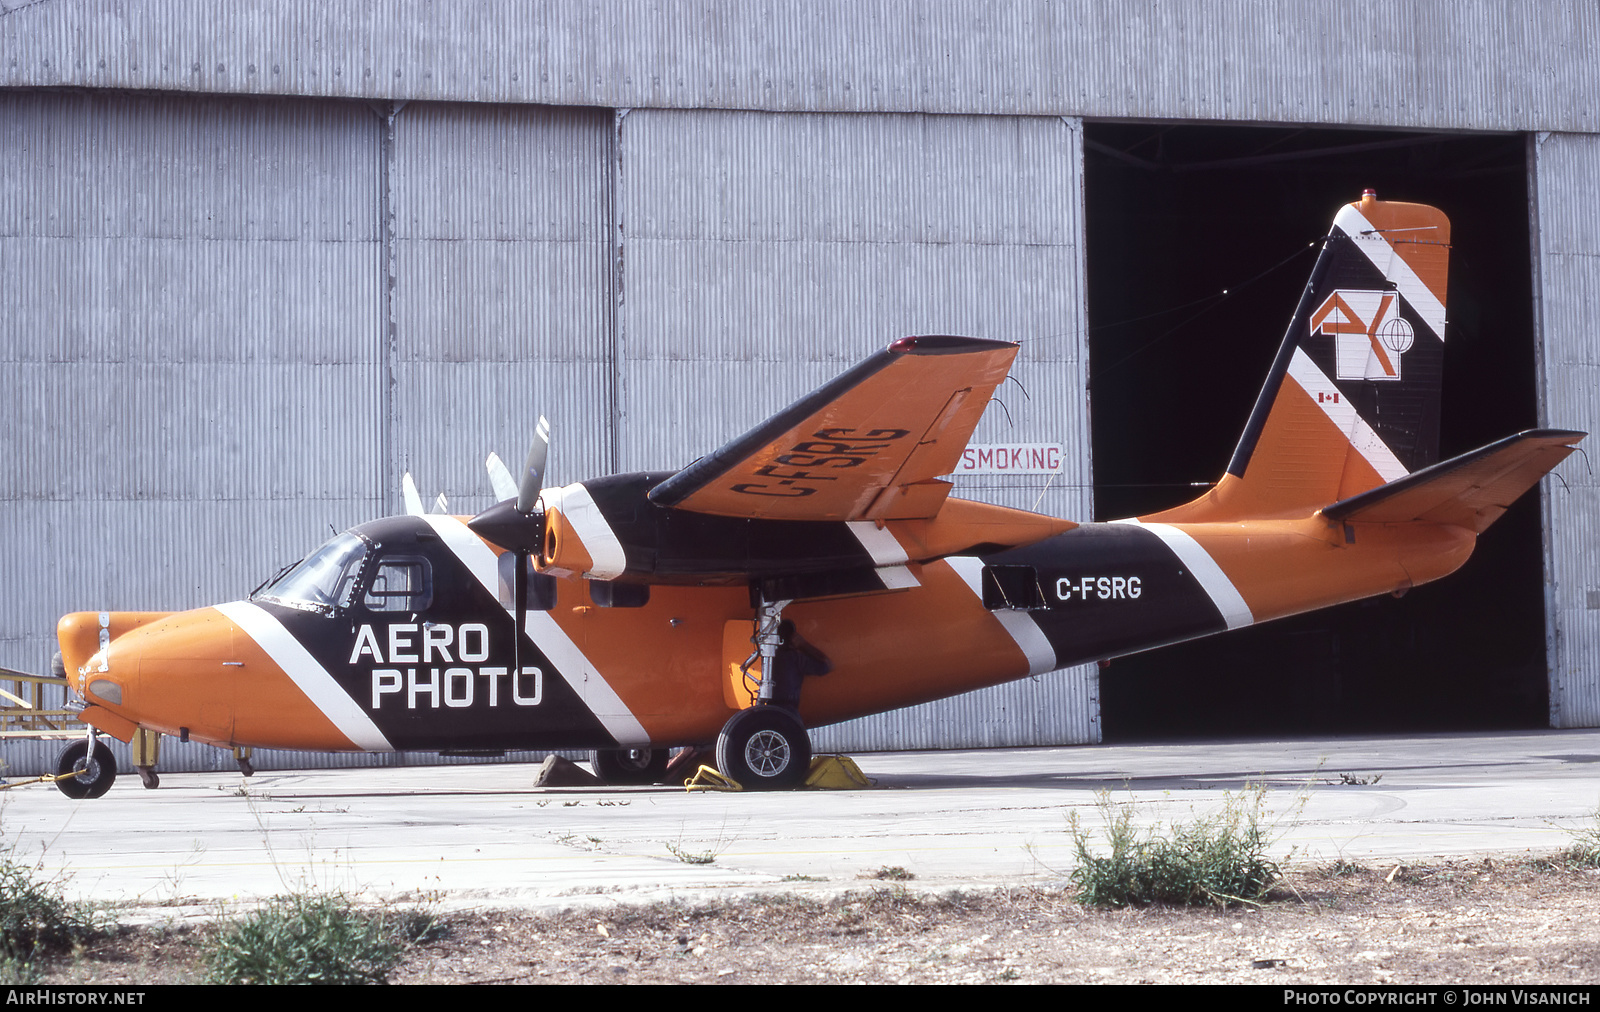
[{"x1": 1083, "y1": 123, "x2": 1543, "y2": 740}]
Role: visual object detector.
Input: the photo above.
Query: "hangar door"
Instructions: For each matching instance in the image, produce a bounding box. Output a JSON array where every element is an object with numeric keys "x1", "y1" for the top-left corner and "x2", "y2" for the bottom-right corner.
[{"x1": 1083, "y1": 124, "x2": 1546, "y2": 737}]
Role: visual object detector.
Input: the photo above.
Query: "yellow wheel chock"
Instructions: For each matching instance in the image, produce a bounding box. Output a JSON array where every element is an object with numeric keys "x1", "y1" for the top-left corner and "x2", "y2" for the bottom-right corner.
[{"x1": 684, "y1": 755, "x2": 874, "y2": 792}]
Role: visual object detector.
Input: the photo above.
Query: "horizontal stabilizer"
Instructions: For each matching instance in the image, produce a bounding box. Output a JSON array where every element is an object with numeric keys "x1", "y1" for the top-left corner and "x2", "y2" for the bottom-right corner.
[{"x1": 1323, "y1": 429, "x2": 1585, "y2": 532}]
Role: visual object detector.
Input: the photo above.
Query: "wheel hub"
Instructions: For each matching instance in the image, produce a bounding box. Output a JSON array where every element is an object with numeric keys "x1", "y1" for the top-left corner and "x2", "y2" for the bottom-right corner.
[
  {"x1": 744, "y1": 729, "x2": 791, "y2": 776},
  {"x1": 619, "y1": 748, "x2": 652, "y2": 771}
]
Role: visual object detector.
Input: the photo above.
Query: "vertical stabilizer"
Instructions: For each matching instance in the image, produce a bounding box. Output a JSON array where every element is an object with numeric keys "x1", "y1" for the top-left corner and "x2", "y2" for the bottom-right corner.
[{"x1": 1150, "y1": 191, "x2": 1451, "y2": 522}]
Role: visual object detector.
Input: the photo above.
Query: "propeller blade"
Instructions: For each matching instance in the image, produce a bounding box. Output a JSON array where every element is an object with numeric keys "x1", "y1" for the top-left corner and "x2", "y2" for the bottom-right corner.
[
  {"x1": 401, "y1": 473, "x2": 425, "y2": 517},
  {"x1": 516, "y1": 416, "x2": 551, "y2": 514},
  {"x1": 431, "y1": 493, "x2": 449, "y2": 514},
  {"x1": 485, "y1": 453, "x2": 518, "y2": 503}
]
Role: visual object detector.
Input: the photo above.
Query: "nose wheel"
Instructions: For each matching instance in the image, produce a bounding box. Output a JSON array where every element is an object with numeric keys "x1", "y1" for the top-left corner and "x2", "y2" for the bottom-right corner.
[{"x1": 55, "y1": 738, "x2": 117, "y2": 799}]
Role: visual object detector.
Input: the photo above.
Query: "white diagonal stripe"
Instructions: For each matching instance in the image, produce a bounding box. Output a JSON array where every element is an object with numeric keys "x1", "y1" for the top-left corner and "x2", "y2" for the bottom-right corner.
[
  {"x1": 847, "y1": 521, "x2": 910, "y2": 566},
  {"x1": 526, "y1": 611, "x2": 650, "y2": 746},
  {"x1": 1112, "y1": 520, "x2": 1254, "y2": 630},
  {"x1": 421, "y1": 514, "x2": 500, "y2": 598},
  {"x1": 1287, "y1": 347, "x2": 1408, "y2": 482},
  {"x1": 214, "y1": 600, "x2": 393, "y2": 752},
  {"x1": 875, "y1": 565, "x2": 921, "y2": 590},
  {"x1": 946, "y1": 556, "x2": 1057, "y2": 676},
  {"x1": 421, "y1": 515, "x2": 648, "y2": 747},
  {"x1": 1333, "y1": 205, "x2": 1447, "y2": 340}
]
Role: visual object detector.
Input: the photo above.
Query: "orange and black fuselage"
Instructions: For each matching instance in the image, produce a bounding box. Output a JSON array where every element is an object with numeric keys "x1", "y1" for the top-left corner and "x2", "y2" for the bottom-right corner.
[{"x1": 54, "y1": 194, "x2": 1583, "y2": 761}]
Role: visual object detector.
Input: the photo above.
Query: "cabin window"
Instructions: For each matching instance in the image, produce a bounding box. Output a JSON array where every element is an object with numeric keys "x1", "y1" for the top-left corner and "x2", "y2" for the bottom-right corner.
[
  {"x1": 497, "y1": 553, "x2": 556, "y2": 612},
  {"x1": 981, "y1": 565, "x2": 1047, "y2": 610},
  {"x1": 363, "y1": 556, "x2": 433, "y2": 613}
]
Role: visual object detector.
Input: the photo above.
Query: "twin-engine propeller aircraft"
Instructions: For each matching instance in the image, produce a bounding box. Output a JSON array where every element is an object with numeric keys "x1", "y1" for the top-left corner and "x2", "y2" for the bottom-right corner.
[{"x1": 49, "y1": 192, "x2": 1583, "y2": 797}]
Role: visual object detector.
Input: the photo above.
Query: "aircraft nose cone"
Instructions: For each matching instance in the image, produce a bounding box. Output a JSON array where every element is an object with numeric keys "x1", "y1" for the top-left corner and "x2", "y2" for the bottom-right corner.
[{"x1": 77, "y1": 608, "x2": 241, "y2": 744}]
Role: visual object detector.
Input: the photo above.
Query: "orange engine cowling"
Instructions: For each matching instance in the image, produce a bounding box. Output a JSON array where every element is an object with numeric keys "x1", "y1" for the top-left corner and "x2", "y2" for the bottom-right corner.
[{"x1": 539, "y1": 505, "x2": 598, "y2": 579}]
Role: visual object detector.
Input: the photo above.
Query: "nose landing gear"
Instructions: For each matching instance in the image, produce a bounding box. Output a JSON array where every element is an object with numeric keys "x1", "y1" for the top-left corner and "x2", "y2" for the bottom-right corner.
[{"x1": 54, "y1": 735, "x2": 116, "y2": 799}]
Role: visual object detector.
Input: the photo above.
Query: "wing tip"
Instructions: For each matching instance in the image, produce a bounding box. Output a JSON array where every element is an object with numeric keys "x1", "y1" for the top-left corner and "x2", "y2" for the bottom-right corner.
[{"x1": 887, "y1": 335, "x2": 1018, "y2": 356}]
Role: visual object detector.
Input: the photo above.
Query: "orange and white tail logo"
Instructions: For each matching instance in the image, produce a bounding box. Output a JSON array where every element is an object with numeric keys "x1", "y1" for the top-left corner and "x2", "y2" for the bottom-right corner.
[{"x1": 1311, "y1": 290, "x2": 1416, "y2": 381}]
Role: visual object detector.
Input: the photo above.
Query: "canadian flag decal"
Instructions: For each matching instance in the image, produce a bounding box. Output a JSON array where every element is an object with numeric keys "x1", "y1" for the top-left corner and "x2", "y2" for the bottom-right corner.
[{"x1": 1310, "y1": 290, "x2": 1416, "y2": 382}]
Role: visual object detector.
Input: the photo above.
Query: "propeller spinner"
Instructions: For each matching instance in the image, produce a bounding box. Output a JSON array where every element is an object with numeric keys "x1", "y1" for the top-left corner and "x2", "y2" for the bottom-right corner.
[{"x1": 467, "y1": 416, "x2": 550, "y2": 555}]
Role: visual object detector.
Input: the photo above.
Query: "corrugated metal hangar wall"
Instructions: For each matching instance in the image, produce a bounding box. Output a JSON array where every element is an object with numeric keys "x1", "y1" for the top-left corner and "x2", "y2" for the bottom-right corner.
[
  {"x1": 2, "y1": 1, "x2": 1598, "y2": 773},
  {"x1": 1534, "y1": 132, "x2": 1600, "y2": 729}
]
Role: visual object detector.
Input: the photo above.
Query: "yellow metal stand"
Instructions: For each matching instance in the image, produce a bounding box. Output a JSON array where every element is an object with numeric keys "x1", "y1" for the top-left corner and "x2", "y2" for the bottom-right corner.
[{"x1": 131, "y1": 727, "x2": 161, "y2": 767}]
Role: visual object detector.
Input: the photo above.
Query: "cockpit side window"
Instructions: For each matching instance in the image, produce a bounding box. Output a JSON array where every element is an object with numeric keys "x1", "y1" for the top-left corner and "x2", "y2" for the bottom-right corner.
[
  {"x1": 254, "y1": 534, "x2": 368, "y2": 613},
  {"x1": 363, "y1": 556, "x2": 433, "y2": 613}
]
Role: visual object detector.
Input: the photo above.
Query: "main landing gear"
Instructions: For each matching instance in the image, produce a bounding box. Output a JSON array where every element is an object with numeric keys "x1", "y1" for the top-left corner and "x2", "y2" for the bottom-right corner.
[
  {"x1": 588, "y1": 598, "x2": 824, "y2": 791},
  {"x1": 714, "y1": 595, "x2": 821, "y2": 790}
]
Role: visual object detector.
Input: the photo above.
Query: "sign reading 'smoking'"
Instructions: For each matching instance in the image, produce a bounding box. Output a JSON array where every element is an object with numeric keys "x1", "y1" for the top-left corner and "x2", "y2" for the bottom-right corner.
[{"x1": 955, "y1": 443, "x2": 1064, "y2": 475}]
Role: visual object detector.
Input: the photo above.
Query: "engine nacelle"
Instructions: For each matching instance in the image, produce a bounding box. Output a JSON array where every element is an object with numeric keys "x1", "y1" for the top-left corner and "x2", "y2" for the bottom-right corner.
[{"x1": 535, "y1": 473, "x2": 882, "y2": 585}]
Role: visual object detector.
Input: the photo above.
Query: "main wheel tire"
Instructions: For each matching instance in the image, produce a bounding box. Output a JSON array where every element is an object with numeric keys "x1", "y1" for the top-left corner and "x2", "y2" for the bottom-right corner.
[
  {"x1": 591, "y1": 747, "x2": 670, "y2": 785},
  {"x1": 715, "y1": 707, "x2": 811, "y2": 791},
  {"x1": 55, "y1": 740, "x2": 117, "y2": 800}
]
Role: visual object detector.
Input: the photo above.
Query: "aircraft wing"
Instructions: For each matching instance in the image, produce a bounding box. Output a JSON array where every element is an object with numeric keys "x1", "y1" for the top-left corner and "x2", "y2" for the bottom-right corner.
[
  {"x1": 1323, "y1": 428, "x2": 1585, "y2": 533},
  {"x1": 648, "y1": 336, "x2": 1019, "y2": 521}
]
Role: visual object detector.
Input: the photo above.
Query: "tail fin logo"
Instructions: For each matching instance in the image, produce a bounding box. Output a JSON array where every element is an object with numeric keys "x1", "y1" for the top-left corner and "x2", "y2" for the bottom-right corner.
[{"x1": 1310, "y1": 290, "x2": 1416, "y2": 382}]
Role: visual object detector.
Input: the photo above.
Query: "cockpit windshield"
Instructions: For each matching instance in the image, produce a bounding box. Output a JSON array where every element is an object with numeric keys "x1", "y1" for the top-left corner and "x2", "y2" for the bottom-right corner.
[{"x1": 252, "y1": 533, "x2": 368, "y2": 612}]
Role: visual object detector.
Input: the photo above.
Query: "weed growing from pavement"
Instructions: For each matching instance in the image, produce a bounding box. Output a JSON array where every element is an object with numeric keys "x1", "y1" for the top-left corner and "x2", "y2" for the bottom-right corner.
[
  {"x1": 864, "y1": 865, "x2": 915, "y2": 881},
  {"x1": 201, "y1": 892, "x2": 437, "y2": 985},
  {"x1": 666, "y1": 841, "x2": 717, "y2": 865},
  {"x1": 665, "y1": 817, "x2": 744, "y2": 867},
  {"x1": 193, "y1": 771, "x2": 441, "y2": 984},
  {"x1": 1067, "y1": 784, "x2": 1293, "y2": 908}
]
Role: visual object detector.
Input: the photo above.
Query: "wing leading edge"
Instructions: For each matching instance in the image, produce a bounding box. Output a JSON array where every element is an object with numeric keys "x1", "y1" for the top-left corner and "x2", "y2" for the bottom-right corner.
[{"x1": 648, "y1": 336, "x2": 1019, "y2": 522}]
